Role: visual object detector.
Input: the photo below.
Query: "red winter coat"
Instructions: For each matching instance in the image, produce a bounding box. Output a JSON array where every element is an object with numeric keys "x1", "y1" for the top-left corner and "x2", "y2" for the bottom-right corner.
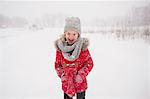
[{"x1": 55, "y1": 48, "x2": 93, "y2": 97}]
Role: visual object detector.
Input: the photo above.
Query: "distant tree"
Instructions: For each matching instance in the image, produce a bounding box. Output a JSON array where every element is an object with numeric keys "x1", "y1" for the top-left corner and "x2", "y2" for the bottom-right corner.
[
  {"x1": 0, "y1": 14, "x2": 8, "y2": 28},
  {"x1": 10, "y1": 17, "x2": 28, "y2": 28}
]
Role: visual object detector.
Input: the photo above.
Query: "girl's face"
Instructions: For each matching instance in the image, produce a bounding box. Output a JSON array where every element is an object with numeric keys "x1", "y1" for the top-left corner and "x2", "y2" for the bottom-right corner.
[{"x1": 64, "y1": 30, "x2": 79, "y2": 44}]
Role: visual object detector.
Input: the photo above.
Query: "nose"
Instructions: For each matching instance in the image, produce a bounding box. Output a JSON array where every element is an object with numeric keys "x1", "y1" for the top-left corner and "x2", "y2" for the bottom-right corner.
[{"x1": 69, "y1": 35, "x2": 74, "y2": 40}]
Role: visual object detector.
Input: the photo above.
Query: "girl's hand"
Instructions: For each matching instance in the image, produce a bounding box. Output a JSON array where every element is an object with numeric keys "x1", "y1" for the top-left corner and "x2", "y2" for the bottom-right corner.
[{"x1": 75, "y1": 74, "x2": 83, "y2": 83}]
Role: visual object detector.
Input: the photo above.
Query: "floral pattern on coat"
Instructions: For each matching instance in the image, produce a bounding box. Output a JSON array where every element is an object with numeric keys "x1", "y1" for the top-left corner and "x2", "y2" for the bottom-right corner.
[{"x1": 55, "y1": 48, "x2": 93, "y2": 97}]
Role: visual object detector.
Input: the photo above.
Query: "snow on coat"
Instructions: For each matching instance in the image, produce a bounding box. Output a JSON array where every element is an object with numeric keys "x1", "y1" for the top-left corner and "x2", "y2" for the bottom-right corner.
[{"x1": 54, "y1": 41, "x2": 94, "y2": 97}]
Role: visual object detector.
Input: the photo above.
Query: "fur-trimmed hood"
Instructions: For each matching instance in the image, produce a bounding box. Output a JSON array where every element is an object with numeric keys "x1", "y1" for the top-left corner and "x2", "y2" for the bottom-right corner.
[{"x1": 54, "y1": 37, "x2": 89, "y2": 51}]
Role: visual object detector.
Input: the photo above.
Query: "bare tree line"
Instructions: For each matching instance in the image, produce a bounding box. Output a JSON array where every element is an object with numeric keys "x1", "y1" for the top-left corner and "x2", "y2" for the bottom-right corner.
[
  {"x1": 0, "y1": 3, "x2": 149, "y2": 43},
  {"x1": 82, "y1": 3, "x2": 150, "y2": 43},
  {"x1": 0, "y1": 3, "x2": 149, "y2": 29}
]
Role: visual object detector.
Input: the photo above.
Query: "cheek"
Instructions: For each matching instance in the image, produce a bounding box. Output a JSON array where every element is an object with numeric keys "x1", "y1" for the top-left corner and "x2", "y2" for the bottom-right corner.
[
  {"x1": 75, "y1": 35, "x2": 79, "y2": 39},
  {"x1": 65, "y1": 35, "x2": 69, "y2": 38}
]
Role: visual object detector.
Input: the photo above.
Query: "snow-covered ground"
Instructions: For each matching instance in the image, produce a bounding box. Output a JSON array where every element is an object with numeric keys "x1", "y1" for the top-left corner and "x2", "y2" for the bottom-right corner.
[{"x1": 0, "y1": 28, "x2": 150, "y2": 99}]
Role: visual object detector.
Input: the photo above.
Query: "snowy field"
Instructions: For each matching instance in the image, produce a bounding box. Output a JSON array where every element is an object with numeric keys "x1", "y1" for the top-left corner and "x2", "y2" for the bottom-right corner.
[{"x1": 0, "y1": 28, "x2": 150, "y2": 99}]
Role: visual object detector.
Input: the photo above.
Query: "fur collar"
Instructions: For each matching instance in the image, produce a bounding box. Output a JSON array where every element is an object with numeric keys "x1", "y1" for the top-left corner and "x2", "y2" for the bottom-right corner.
[{"x1": 54, "y1": 37, "x2": 89, "y2": 51}]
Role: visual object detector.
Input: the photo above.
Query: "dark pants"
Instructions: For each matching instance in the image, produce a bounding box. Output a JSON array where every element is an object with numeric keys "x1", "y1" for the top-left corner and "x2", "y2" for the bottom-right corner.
[{"x1": 64, "y1": 91, "x2": 85, "y2": 99}]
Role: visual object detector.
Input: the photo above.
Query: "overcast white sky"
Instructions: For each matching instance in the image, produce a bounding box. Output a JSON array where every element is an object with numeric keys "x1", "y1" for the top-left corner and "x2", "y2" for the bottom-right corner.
[{"x1": 0, "y1": 0, "x2": 148, "y2": 21}]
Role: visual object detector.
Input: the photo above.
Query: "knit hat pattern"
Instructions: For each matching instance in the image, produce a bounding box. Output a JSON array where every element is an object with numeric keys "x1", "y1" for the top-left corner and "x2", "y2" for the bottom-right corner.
[{"x1": 64, "y1": 17, "x2": 81, "y2": 34}]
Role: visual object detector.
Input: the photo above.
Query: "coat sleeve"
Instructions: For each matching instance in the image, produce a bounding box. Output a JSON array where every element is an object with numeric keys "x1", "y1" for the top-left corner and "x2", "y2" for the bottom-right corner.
[
  {"x1": 78, "y1": 49, "x2": 94, "y2": 77},
  {"x1": 55, "y1": 50, "x2": 63, "y2": 78}
]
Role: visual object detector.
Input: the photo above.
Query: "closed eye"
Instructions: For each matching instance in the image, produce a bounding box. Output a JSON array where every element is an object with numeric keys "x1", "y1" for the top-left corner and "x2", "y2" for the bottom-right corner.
[{"x1": 67, "y1": 32, "x2": 70, "y2": 35}]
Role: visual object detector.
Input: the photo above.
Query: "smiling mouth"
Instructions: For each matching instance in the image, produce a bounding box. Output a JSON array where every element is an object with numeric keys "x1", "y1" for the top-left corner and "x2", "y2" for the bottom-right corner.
[
  {"x1": 67, "y1": 39, "x2": 75, "y2": 44},
  {"x1": 68, "y1": 39, "x2": 74, "y2": 42}
]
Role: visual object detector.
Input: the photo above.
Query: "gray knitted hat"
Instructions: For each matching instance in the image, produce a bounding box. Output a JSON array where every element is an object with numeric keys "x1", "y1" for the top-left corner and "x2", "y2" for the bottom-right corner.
[{"x1": 64, "y1": 17, "x2": 81, "y2": 34}]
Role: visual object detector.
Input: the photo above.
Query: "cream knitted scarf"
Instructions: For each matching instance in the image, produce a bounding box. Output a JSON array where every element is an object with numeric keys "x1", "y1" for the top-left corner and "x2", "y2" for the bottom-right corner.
[{"x1": 57, "y1": 38, "x2": 84, "y2": 61}]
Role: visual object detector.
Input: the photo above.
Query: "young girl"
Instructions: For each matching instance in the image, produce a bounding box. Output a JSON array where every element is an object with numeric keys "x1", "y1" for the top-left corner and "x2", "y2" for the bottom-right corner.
[{"x1": 54, "y1": 17, "x2": 94, "y2": 99}]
